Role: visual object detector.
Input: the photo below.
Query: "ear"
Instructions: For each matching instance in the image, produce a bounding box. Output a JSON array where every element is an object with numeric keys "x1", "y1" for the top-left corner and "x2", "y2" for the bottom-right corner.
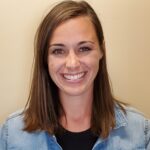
[
  {"x1": 99, "y1": 40, "x2": 105, "y2": 60},
  {"x1": 102, "y1": 40, "x2": 106, "y2": 51}
]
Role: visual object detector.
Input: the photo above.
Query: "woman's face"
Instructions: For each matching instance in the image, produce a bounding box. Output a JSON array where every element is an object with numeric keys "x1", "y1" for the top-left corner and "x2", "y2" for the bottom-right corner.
[{"x1": 48, "y1": 16, "x2": 103, "y2": 96}]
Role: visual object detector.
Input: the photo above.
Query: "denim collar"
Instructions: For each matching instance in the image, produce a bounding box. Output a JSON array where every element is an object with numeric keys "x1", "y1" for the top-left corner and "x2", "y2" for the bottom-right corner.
[
  {"x1": 114, "y1": 105, "x2": 128, "y2": 129},
  {"x1": 91, "y1": 106, "x2": 128, "y2": 149}
]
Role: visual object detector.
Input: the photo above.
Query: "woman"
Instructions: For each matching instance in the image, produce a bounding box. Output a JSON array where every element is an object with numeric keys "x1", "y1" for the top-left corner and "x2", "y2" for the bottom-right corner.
[{"x1": 0, "y1": 0, "x2": 150, "y2": 149}]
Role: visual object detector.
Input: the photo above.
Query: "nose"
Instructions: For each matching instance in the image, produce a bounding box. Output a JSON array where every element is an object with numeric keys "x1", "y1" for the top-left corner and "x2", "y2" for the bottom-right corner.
[{"x1": 65, "y1": 50, "x2": 80, "y2": 70}]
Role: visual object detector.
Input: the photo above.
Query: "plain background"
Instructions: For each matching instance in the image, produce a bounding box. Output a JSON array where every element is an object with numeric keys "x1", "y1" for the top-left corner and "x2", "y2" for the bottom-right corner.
[{"x1": 0, "y1": 0, "x2": 150, "y2": 123}]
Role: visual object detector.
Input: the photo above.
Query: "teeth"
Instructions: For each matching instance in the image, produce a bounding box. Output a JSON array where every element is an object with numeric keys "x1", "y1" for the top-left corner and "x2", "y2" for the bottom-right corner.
[{"x1": 63, "y1": 72, "x2": 85, "y2": 80}]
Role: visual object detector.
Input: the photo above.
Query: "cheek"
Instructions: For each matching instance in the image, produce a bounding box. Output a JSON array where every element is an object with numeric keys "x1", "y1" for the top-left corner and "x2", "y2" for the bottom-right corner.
[
  {"x1": 91, "y1": 59, "x2": 100, "y2": 72},
  {"x1": 47, "y1": 64, "x2": 54, "y2": 81},
  {"x1": 86, "y1": 52, "x2": 101, "y2": 69},
  {"x1": 47, "y1": 57, "x2": 63, "y2": 76},
  {"x1": 48, "y1": 63, "x2": 54, "y2": 75},
  {"x1": 47, "y1": 57, "x2": 57, "y2": 77},
  {"x1": 86, "y1": 53, "x2": 101, "y2": 77}
]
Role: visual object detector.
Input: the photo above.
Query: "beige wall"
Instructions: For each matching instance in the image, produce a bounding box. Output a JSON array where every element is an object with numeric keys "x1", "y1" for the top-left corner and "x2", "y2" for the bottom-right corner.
[{"x1": 0, "y1": 0, "x2": 150, "y2": 123}]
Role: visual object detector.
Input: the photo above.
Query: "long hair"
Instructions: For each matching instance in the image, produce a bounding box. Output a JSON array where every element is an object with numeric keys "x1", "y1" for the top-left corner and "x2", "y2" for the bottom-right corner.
[{"x1": 24, "y1": 0, "x2": 124, "y2": 138}]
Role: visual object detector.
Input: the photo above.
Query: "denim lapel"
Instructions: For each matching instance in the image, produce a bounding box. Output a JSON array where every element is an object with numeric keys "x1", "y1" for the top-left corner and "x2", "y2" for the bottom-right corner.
[{"x1": 114, "y1": 105, "x2": 128, "y2": 129}]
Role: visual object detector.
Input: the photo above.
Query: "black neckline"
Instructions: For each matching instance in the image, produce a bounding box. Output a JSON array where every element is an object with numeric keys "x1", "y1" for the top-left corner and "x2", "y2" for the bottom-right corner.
[{"x1": 64, "y1": 128, "x2": 91, "y2": 135}]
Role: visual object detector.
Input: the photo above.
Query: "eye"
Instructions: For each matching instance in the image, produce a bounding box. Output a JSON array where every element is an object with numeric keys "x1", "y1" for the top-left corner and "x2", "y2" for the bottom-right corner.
[
  {"x1": 52, "y1": 48, "x2": 65, "y2": 55},
  {"x1": 79, "y1": 46, "x2": 92, "y2": 52}
]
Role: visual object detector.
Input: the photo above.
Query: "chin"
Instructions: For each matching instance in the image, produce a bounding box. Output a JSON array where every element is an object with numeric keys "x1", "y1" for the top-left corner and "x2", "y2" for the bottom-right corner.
[{"x1": 60, "y1": 85, "x2": 90, "y2": 97}]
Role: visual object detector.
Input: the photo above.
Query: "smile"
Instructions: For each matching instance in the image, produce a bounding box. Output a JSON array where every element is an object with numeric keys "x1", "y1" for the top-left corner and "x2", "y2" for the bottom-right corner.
[{"x1": 63, "y1": 72, "x2": 86, "y2": 81}]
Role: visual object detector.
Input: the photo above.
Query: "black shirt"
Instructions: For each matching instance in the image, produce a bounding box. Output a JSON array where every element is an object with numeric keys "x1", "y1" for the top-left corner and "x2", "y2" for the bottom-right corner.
[{"x1": 55, "y1": 129, "x2": 98, "y2": 150}]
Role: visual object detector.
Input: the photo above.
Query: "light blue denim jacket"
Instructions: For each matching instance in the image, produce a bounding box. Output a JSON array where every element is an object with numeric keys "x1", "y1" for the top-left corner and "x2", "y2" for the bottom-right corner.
[{"x1": 0, "y1": 106, "x2": 150, "y2": 150}]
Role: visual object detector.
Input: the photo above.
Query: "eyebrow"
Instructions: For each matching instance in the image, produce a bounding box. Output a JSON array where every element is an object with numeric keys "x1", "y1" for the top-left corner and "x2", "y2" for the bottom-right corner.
[
  {"x1": 49, "y1": 41, "x2": 94, "y2": 48},
  {"x1": 49, "y1": 43, "x2": 65, "y2": 48},
  {"x1": 78, "y1": 41, "x2": 94, "y2": 45}
]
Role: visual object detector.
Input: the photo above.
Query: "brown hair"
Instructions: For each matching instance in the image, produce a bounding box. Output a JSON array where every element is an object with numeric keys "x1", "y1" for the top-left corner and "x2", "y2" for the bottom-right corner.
[{"x1": 24, "y1": 0, "x2": 124, "y2": 138}]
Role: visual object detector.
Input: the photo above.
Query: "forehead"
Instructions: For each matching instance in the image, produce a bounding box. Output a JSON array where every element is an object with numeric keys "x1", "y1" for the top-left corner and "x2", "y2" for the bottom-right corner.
[{"x1": 49, "y1": 16, "x2": 98, "y2": 44}]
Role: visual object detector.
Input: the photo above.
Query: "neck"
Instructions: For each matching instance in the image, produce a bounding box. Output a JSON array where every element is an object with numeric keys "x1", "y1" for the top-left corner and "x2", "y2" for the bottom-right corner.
[{"x1": 59, "y1": 87, "x2": 93, "y2": 132}]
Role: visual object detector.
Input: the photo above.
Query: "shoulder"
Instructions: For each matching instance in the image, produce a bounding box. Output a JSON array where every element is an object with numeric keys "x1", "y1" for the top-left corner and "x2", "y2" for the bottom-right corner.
[
  {"x1": 0, "y1": 109, "x2": 25, "y2": 138},
  {"x1": 118, "y1": 105, "x2": 149, "y2": 128},
  {"x1": 124, "y1": 105, "x2": 146, "y2": 121},
  {"x1": 116, "y1": 104, "x2": 147, "y2": 122},
  {"x1": 115, "y1": 105, "x2": 150, "y2": 148},
  {"x1": 0, "y1": 110, "x2": 49, "y2": 149},
  {"x1": 5, "y1": 109, "x2": 24, "y2": 127},
  {"x1": 125, "y1": 106, "x2": 150, "y2": 148},
  {"x1": 2, "y1": 109, "x2": 25, "y2": 136},
  {"x1": 0, "y1": 110, "x2": 24, "y2": 149}
]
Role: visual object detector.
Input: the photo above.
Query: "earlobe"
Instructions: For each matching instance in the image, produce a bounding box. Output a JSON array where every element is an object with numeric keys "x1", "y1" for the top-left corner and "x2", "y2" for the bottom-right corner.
[
  {"x1": 100, "y1": 52, "x2": 103, "y2": 59},
  {"x1": 99, "y1": 48, "x2": 104, "y2": 60},
  {"x1": 102, "y1": 40, "x2": 106, "y2": 51},
  {"x1": 99, "y1": 52, "x2": 103, "y2": 61},
  {"x1": 99, "y1": 40, "x2": 105, "y2": 59}
]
